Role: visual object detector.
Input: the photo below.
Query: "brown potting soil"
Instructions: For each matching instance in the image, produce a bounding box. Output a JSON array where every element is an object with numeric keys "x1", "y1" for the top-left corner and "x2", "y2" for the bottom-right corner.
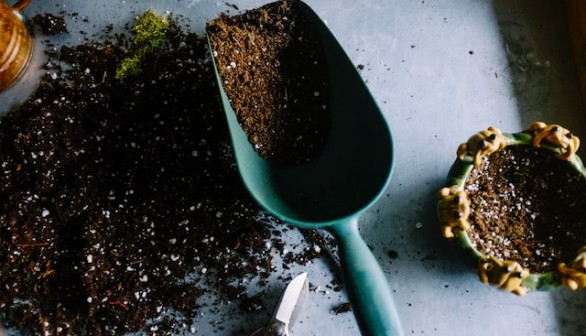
[
  {"x1": 0, "y1": 11, "x2": 338, "y2": 335},
  {"x1": 465, "y1": 145, "x2": 586, "y2": 274},
  {"x1": 207, "y1": 0, "x2": 331, "y2": 165}
]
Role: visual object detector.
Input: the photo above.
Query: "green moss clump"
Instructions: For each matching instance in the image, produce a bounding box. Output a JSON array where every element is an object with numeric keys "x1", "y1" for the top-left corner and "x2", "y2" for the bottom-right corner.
[{"x1": 115, "y1": 10, "x2": 170, "y2": 82}]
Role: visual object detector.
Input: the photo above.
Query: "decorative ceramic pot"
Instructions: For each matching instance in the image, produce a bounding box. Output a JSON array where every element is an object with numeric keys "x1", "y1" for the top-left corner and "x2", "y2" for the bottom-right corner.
[
  {"x1": 438, "y1": 122, "x2": 586, "y2": 296},
  {"x1": 0, "y1": 0, "x2": 34, "y2": 92}
]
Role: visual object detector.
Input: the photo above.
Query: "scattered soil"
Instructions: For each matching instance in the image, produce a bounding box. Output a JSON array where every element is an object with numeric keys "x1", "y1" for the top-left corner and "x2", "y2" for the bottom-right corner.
[
  {"x1": 33, "y1": 13, "x2": 68, "y2": 35},
  {"x1": 0, "y1": 11, "x2": 338, "y2": 335},
  {"x1": 465, "y1": 145, "x2": 586, "y2": 273},
  {"x1": 331, "y1": 302, "x2": 352, "y2": 315},
  {"x1": 207, "y1": 0, "x2": 331, "y2": 165}
]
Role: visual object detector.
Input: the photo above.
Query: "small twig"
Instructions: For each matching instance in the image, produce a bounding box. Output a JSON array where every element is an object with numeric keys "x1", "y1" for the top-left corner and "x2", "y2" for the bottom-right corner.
[
  {"x1": 108, "y1": 301, "x2": 128, "y2": 309},
  {"x1": 16, "y1": 242, "x2": 49, "y2": 248},
  {"x1": 38, "y1": 269, "x2": 55, "y2": 280}
]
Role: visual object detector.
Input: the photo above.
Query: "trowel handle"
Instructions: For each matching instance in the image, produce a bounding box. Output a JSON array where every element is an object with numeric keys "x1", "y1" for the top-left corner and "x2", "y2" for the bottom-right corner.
[{"x1": 329, "y1": 218, "x2": 404, "y2": 336}]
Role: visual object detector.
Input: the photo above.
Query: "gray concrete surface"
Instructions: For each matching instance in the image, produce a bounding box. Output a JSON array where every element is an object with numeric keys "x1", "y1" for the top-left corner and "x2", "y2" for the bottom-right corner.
[{"x1": 2, "y1": 1, "x2": 586, "y2": 335}]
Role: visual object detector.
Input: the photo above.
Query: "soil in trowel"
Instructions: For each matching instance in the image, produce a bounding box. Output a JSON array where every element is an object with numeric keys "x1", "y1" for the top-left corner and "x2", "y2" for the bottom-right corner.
[{"x1": 207, "y1": 0, "x2": 331, "y2": 165}]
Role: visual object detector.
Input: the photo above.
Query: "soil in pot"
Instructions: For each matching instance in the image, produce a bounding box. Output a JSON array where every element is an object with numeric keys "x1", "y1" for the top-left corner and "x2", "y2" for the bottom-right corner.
[
  {"x1": 207, "y1": 0, "x2": 331, "y2": 165},
  {"x1": 440, "y1": 124, "x2": 586, "y2": 295},
  {"x1": 465, "y1": 145, "x2": 586, "y2": 274}
]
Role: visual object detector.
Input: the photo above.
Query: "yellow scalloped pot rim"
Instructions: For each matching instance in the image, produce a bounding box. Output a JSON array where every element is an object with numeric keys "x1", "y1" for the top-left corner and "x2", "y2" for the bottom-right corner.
[{"x1": 438, "y1": 122, "x2": 586, "y2": 296}]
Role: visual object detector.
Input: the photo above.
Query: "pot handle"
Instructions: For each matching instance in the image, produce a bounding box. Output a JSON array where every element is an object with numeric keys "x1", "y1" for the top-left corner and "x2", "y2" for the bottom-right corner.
[{"x1": 12, "y1": 0, "x2": 31, "y2": 11}]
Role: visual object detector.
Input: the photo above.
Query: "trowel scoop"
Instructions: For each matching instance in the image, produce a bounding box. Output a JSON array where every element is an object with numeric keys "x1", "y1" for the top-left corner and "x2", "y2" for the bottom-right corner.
[{"x1": 207, "y1": 1, "x2": 403, "y2": 335}]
